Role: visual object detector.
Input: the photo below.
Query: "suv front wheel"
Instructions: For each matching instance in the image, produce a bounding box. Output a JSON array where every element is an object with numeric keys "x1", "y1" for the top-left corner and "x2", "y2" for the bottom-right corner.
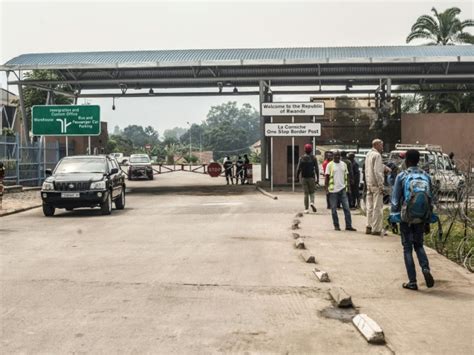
[
  {"x1": 115, "y1": 188, "x2": 125, "y2": 210},
  {"x1": 43, "y1": 203, "x2": 55, "y2": 217},
  {"x1": 100, "y1": 192, "x2": 113, "y2": 215}
]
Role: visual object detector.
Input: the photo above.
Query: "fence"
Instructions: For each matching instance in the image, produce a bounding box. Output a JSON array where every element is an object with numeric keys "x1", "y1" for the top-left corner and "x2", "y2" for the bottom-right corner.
[
  {"x1": 426, "y1": 157, "x2": 473, "y2": 271},
  {"x1": 0, "y1": 135, "x2": 60, "y2": 186}
]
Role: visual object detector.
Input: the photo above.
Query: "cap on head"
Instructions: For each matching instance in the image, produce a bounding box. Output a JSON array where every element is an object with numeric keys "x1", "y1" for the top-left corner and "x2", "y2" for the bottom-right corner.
[{"x1": 304, "y1": 144, "x2": 312, "y2": 153}]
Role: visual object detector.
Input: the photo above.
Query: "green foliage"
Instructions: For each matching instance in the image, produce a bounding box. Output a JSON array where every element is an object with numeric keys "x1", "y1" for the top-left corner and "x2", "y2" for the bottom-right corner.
[
  {"x1": 2, "y1": 128, "x2": 15, "y2": 137},
  {"x1": 107, "y1": 134, "x2": 134, "y2": 155},
  {"x1": 399, "y1": 84, "x2": 474, "y2": 113},
  {"x1": 22, "y1": 70, "x2": 73, "y2": 133},
  {"x1": 406, "y1": 7, "x2": 473, "y2": 45},
  {"x1": 163, "y1": 127, "x2": 187, "y2": 140},
  {"x1": 122, "y1": 125, "x2": 159, "y2": 148},
  {"x1": 182, "y1": 102, "x2": 259, "y2": 160},
  {"x1": 183, "y1": 154, "x2": 199, "y2": 163}
]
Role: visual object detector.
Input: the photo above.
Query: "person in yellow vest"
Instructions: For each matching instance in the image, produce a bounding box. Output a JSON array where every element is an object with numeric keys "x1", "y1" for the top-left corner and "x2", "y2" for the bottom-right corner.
[{"x1": 325, "y1": 151, "x2": 357, "y2": 231}]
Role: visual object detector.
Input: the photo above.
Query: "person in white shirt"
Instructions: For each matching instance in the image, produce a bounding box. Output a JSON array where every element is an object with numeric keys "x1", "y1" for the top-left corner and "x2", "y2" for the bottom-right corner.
[
  {"x1": 325, "y1": 151, "x2": 356, "y2": 231},
  {"x1": 364, "y1": 138, "x2": 386, "y2": 236}
]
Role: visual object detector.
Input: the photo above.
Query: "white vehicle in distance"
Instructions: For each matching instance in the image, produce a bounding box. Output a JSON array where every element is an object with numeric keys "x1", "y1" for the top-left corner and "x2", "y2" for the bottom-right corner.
[{"x1": 389, "y1": 144, "x2": 465, "y2": 201}]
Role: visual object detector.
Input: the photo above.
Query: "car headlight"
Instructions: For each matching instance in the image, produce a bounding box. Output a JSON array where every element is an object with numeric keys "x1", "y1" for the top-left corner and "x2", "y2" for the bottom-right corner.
[
  {"x1": 42, "y1": 181, "x2": 54, "y2": 191},
  {"x1": 90, "y1": 181, "x2": 106, "y2": 190}
]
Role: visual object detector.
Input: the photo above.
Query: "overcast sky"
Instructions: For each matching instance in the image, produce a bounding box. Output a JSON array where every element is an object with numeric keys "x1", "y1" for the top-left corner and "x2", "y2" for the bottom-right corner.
[{"x1": 1, "y1": 0, "x2": 472, "y2": 135}]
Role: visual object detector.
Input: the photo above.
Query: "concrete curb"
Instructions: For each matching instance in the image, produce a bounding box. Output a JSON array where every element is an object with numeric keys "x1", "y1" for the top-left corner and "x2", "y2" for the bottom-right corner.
[
  {"x1": 256, "y1": 186, "x2": 278, "y2": 200},
  {"x1": 292, "y1": 232, "x2": 300, "y2": 239},
  {"x1": 23, "y1": 187, "x2": 41, "y2": 192},
  {"x1": 352, "y1": 314, "x2": 385, "y2": 344},
  {"x1": 300, "y1": 250, "x2": 316, "y2": 263},
  {"x1": 0, "y1": 204, "x2": 42, "y2": 217},
  {"x1": 294, "y1": 238, "x2": 305, "y2": 249},
  {"x1": 329, "y1": 287, "x2": 353, "y2": 308},
  {"x1": 313, "y1": 268, "x2": 330, "y2": 282}
]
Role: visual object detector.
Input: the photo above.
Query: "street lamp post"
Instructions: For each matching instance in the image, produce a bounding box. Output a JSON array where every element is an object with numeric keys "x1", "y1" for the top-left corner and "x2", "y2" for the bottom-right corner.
[{"x1": 187, "y1": 122, "x2": 192, "y2": 170}]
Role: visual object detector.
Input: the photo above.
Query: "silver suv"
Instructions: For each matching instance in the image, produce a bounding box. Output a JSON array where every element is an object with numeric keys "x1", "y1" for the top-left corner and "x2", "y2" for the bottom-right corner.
[{"x1": 388, "y1": 144, "x2": 465, "y2": 201}]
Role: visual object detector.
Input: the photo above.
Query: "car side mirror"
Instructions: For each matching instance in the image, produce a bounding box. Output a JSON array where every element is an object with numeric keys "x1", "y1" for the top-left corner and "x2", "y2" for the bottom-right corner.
[
  {"x1": 45, "y1": 169, "x2": 52, "y2": 176},
  {"x1": 110, "y1": 168, "x2": 119, "y2": 175}
]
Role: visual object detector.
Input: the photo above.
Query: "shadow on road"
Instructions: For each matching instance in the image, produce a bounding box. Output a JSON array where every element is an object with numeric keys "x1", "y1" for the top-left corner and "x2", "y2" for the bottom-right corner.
[{"x1": 127, "y1": 184, "x2": 257, "y2": 196}]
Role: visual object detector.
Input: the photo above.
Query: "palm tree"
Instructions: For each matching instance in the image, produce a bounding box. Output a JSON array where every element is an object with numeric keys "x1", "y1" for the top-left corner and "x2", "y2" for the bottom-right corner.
[{"x1": 406, "y1": 7, "x2": 473, "y2": 45}]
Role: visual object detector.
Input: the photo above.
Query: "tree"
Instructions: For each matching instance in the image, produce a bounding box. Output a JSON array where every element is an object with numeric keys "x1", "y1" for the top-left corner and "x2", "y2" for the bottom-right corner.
[
  {"x1": 163, "y1": 127, "x2": 186, "y2": 140},
  {"x1": 406, "y1": 7, "x2": 474, "y2": 45},
  {"x1": 21, "y1": 70, "x2": 73, "y2": 137}
]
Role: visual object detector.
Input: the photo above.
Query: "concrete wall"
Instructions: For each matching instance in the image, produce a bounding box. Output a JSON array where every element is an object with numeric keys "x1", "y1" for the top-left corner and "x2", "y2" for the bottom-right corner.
[{"x1": 401, "y1": 113, "x2": 474, "y2": 161}]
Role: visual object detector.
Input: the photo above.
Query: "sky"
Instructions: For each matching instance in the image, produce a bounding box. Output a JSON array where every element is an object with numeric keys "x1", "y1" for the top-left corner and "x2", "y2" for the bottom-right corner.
[{"x1": 1, "y1": 0, "x2": 473, "y2": 135}]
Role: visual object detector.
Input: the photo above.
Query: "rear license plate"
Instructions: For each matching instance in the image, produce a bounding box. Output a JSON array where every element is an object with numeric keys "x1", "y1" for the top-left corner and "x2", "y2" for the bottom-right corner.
[{"x1": 61, "y1": 192, "x2": 80, "y2": 198}]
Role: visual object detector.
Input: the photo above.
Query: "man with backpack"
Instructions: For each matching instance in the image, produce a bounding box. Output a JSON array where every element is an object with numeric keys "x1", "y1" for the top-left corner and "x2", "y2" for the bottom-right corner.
[
  {"x1": 391, "y1": 149, "x2": 435, "y2": 291},
  {"x1": 296, "y1": 144, "x2": 319, "y2": 214}
]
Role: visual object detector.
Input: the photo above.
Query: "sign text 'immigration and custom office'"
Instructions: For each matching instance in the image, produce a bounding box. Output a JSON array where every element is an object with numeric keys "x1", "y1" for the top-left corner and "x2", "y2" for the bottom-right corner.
[
  {"x1": 261, "y1": 102, "x2": 324, "y2": 116},
  {"x1": 32, "y1": 105, "x2": 101, "y2": 136},
  {"x1": 265, "y1": 123, "x2": 321, "y2": 137}
]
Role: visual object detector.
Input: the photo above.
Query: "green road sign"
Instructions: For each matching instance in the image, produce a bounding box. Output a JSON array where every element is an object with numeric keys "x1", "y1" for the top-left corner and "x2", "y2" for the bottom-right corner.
[{"x1": 32, "y1": 105, "x2": 101, "y2": 136}]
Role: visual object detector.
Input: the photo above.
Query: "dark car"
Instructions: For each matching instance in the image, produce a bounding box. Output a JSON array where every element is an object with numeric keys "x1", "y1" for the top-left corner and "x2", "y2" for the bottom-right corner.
[
  {"x1": 41, "y1": 155, "x2": 126, "y2": 216},
  {"x1": 128, "y1": 154, "x2": 153, "y2": 180}
]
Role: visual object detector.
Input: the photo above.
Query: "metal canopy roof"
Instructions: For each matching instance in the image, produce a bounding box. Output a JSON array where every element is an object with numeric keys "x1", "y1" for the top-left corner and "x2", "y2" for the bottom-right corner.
[{"x1": 2, "y1": 45, "x2": 474, "y2": 93}]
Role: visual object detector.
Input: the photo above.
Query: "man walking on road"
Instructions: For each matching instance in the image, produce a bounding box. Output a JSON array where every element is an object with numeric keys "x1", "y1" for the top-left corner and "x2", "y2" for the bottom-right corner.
[
  {"x1": 391, "y1": 149, "x2": 435, "y2": 291},
  {"x1": 348, "y1": 152, "x2": 360, "y2": 208},
  {"x1": 223, "y1": 156, "x2": 234, "y2": 185},
  {"x1": 322, "y1": 151, "x2": 333, "y2": 209},
  {"x1": 296, "y1": 144, "x2": 319, "y2": 214},
  {"x1": 325, "y1": 151, "x2": 356, "y2": 231},
  {"x1": 365, "y1": 139, "x2": 386, "y2": 236}
]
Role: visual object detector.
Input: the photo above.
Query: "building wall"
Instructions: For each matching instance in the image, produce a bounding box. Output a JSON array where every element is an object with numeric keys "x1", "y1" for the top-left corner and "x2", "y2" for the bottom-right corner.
[{"x1": 401, "y1": 113, "x2": 474, "y2": 161}]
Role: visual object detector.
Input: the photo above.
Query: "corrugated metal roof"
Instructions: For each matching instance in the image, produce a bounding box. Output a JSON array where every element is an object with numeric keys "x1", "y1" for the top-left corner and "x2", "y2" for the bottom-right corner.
[{"x1": 2, "y1": 45, "x2": 474, "y2": 70}]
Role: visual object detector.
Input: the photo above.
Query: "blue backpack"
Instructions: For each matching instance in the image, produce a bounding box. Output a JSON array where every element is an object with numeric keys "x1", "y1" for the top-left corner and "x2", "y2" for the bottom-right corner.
[{"x1": 401, "y1": 170, "x2": 432, "y2": 224}]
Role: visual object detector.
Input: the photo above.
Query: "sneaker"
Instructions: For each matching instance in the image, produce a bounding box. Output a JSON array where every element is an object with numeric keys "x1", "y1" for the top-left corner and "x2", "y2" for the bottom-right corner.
[
  {"x1": 345, "y1": 227, "x2": 357, "y2": 231},
  {"x1": 304, "y1": 209, "x2": 310, "y2": 214},
  {"x1": 402, "y1": 282, "x2": 418, "y2": 291},
  {"x1": 365, "y1": 227, "x2": 372, "y2": 235},
  {"x1": 422, "y1": 269, "x2": 435, "y2": 288},
  {"x1": 310, "y1": 203, "x2": 317, "y2": 213},
  {"x1": 334, "y1": 226, "x2": 341, "y2": 231}
]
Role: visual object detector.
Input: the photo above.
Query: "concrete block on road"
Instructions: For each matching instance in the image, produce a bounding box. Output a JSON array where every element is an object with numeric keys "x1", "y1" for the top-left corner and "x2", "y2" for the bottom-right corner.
[
  {"x1": 294, "y1": 238, "x2": 305, "y2": 249},
  {"x1": 300, "y1": 251, "x2": 316, "y2": 263},
  {"x1": 292, "y1": 232, "x2": 300, "y2": 239},
  {"x1": 291, "y1": 223, "x2": 300, "y2": 230},
  {"x1": 352, "y1": 314, "x2": 385, "y2": 344},
  {"x1": 329, "y1": 287, "x2": 353, "y2": 308},
  {"x1": 295, "y1": 212, "x2": 304, "y2": 218},
  {"x1": 313, "y1": 268, "x2": 330, "y2": 282},
  {"x1": 293, "y1": 219, "x2": 301, "y2": 225}
]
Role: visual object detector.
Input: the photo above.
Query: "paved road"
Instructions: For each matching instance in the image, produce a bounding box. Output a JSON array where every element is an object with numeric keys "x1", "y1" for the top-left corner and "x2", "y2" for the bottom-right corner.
[
  {"x1": 1, "y1": 172, "x2": 472, "y2": 354},
  {"x1": 1, "y1": 172, "x2": 387, "y2": 354}
]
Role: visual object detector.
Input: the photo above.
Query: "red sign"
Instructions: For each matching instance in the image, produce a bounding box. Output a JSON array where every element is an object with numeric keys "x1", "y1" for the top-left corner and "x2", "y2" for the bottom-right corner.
[
  {"x1": 145, "y1": 144, "x2": 152, "y2": 150},
  {"x1": 207, "y1": 162, "x2": 222, "y2": 177}
]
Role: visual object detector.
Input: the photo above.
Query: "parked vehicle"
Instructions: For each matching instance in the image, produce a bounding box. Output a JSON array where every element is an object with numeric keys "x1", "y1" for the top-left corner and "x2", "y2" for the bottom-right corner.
[
  {"x1": 388, "y1": 144, "x2": 465, "y2": 201},
  {"x1": 128, "y1": 154, "x2": 154, "y2": 180},
  {"x1": 111, "y1": 152, "x2": 129, "y2": 164},
  {"x1": 40, "y1": 155, "x2": 126, "y2": 216}
]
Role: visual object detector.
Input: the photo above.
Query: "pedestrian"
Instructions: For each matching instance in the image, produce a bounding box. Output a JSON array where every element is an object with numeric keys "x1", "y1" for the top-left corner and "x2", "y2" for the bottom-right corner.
[
  {"x1": 296, "y1": 144, "x2": 319, "y2": 214},
  {"x1": 0, "y1": 161, "x2": 4, "y2": 210},
  {"x1": 223, "y1": 156, "x2": 234, "y2": 185},
  {"x1": 348, "y1": 153, "x2": 360, "y2": 208},
  {"x1": 390, "y1": 149, "x2": 435, "y2": 291},
  {"x1": 449, "y1": 152, "x2": 457, "y2": 170},
  {"x1": 325, "y1": 151, "x2": 356, "y2": 231},
  {"x1": 236, "y1": 155, "x2": 245, "y2": 184},
  {"x1": 341, "y1": 151, "x2": 354, "y2": 208},
  {"x1": 365, "y1": 139, "x2": 386, "y2": 236},
  {"x1": 322, "y1": 151, "x2": 333, "y2": 209},
  {"x1": 243, "y1": 154, "x2": 250, "y2": 184}
]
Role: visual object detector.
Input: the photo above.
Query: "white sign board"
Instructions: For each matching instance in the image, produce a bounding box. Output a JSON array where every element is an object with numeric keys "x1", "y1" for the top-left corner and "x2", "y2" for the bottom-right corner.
[
  {"x1": 262, "y1": 102, "x2": 324, "y2": 116},
  {"x1": 265, "y1": 123, "x2": 321, "y2": 137}
]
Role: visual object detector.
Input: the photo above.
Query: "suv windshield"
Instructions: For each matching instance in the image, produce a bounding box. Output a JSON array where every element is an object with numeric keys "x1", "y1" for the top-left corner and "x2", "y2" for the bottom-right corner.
[
  {"x1": 130, "y1": 156, "x2": 150, "y2": 163},
  {"x1": 55, "y1": 158, "x2": 106, "y2": 174}
]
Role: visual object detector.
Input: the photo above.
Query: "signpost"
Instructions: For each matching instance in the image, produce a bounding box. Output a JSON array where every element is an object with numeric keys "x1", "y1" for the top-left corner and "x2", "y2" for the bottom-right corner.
[
  {"x1": 264, "y1": 123, "x2": 321, "y2": 137},
  {"x1": 262, "y1": 102, "x2": 324, "y2": 116},
  {"x1": 32, "y1": 105, "x2": 101, "y2": 136},
  {"x1": 207, "y1": 162, "x2": 222, "y2": 177},
  {"x1": 261, "y1": 101, "x2": 324, "y2": 192}
]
